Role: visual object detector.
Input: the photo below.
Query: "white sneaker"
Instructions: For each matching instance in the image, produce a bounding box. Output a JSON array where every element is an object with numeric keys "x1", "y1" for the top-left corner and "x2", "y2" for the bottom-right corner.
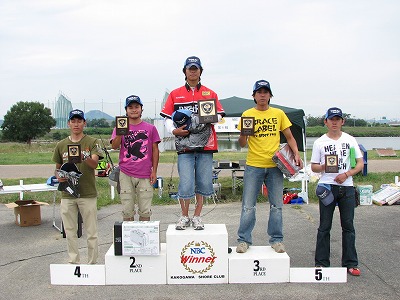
[
  {"x1": 236, "y1": 242, "x2": 248, "y2": 253},
  {"x1": 271, "y1": 242, "x2": 286, "y2": 253},
  {"x1": 175, "y1": 216, "x2": 191, "y2": 230},
  {"x1": 192, "y1": 215, "x2": 204, "y2": 230}
]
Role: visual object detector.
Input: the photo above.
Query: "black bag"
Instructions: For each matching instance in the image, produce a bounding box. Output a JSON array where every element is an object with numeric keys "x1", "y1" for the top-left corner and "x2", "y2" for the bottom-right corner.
[{"x1": 354, "y1": 186, "x2": 360, "y2": 207}]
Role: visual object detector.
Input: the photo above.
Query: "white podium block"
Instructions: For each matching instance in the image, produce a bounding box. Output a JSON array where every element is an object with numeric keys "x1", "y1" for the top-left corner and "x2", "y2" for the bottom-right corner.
[
  {"x1": 105, "y1": 243, "x2": 167, "y2": 285},
  {"x1": 228, "y1": 246, "x2": 290, "y2": 283},
  {"x1": 166, "y1": 224, "x2": 228, "y2": 284},
  {"x1": 50, "y1": 264, "x2": 105, "y2": 285},
  {"x1": 290, "y1": 267, "x2": 347, "y2": 283}
]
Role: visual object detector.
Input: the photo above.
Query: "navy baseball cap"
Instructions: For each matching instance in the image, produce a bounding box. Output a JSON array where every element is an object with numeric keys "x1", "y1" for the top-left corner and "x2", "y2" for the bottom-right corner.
[
  {"x1": 184, "y1": 56, "x2": 202, "y2": 69},
  {"x1": 125, "y1": 95, "x2": 143, "y2": 108},
  {"x1": 172, "y1": 109, "x2": 192, "y2": 130},
  {"x1": 68, "y1": 109, "x2": 85, "y2": 121},
  {"x1": 325, "y1": 107, "x2": 343, "y2": 119},
  {"x1": 316, "y1": 184, "x2": 334, "y2": 206},
  {"x1": 252, "y1": 80, "x2": 273, "y2": 95}
]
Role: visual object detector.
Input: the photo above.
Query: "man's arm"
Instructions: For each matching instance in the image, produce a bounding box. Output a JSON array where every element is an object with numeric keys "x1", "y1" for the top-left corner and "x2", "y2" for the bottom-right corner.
[
  {"x1": 150, "y1": 142, "x2": 160, "y2": 185},
  {"x1": 84, "y1": 153, "x2": 99, "y2": 170},
  {"x1": 238, "y1": 134, "x2": 248, "y2": 148},
  {"x1": 111, "y1": 135, "x2": 122, "y2": 150}
]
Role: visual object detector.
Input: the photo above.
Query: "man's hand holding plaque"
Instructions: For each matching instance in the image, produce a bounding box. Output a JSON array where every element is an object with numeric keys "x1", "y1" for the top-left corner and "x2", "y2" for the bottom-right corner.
[
  {"x1": 241, "y1": 117, "x2": 255, "y2": 136},
  {"x1": 325, "y1": 154, "x2": 339, "y2": 173},
  {"x1": 198, "y1": 99, "x2": 218, "y2": 123},
  {"x1": 68, "y1": 144, "x2": 82, "y2": 164},
  {"x1": 115, "y1": 116, "x2": 129, "y2": 135}
]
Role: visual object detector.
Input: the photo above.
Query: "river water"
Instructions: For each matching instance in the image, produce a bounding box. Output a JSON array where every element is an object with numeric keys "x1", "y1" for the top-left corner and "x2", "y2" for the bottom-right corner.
[
  {"x1": 216, "y1": 136, "x2": 400, "y2": 151},
  {"x1": 305, "y1": 137, "x2": 399, "y2": 150}
]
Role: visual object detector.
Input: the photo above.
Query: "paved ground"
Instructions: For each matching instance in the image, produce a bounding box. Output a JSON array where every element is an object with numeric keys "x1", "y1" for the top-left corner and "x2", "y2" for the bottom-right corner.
[
  {"x1": 1, "y1": 201, "x2": 399, "y2": 299},
  {"x1": 1, "y1": 160, "x2": 400, "y2": 299},
  {"x1": 1, "y1": 159, "x2": 400, "y2": 180}
]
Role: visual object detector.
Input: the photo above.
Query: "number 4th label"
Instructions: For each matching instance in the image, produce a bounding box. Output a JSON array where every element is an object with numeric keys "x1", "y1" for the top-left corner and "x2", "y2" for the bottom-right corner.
[{"x1": 74, "y1": 266, "x2": 89, "y2": 278}]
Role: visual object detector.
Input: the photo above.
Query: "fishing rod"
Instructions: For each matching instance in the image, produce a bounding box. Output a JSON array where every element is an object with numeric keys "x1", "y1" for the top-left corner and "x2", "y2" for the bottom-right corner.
[{"x1": 98, "y1": 134, "x2": 115, "y2": 169}]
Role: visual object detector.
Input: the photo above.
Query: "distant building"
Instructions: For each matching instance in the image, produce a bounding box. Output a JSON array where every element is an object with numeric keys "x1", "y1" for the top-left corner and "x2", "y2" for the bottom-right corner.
[{"x1": 54, "y1": 93, "x2": 73, "y2": 128}]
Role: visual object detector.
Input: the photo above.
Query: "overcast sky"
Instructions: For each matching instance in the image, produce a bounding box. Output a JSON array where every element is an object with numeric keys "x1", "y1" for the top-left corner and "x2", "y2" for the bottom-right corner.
[{"x1": 1, "y1": 0, "x2": 399, "y2": 121}]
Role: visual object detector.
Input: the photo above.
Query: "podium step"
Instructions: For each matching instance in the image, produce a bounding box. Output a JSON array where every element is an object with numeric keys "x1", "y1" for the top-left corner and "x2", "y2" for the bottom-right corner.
[
  {"x1": 228, "y1": 246, "x2": 290, "y2": 283},
  {"x1": 166, "y1": 224, "x2": 228, "y2": 284},
  {"x1": 105, "y1": 243, "x2": 167, "y2": 285},
  {"x1": 50, "y1": 264, "x2": 105, "y2": 285}
]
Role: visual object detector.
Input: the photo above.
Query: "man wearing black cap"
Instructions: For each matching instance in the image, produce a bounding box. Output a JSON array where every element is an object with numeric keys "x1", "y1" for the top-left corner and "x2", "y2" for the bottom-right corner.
[
  {"x1": 53, "y1": 109, "x2": 103, "y2": 264},
  {"x1": 311, "y1": 107, "x2": 364, "y2": 276},
  {"x1": 160, "y1": 56, "x2": 225, "y2": 230},
  {"x1": 110, "y1": 95, "x2": 160, "y2": 221},
  {"x1": 236, "y1": 80, "x2": 302, "y2": 254}
]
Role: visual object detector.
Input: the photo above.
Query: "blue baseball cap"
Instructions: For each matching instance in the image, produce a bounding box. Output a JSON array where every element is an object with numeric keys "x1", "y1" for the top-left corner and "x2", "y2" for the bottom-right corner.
[
  {"x1": 125, "y1": 95, "x2": 143, "y2": 108},
  {"x1": 252, "y1": 80, "x2": 273, "y2": 95},
  {"x1": 172, "y1": 109, "x2": 192, "y2": 130},
  {"x1": 325, "y1": 107, "x2": 343, "y2": 119},
  {"x1": 316, "y1": 184, "x2": 334, "y2": 206},
  {"x1": 184, "y1": 56, "x2": 202, "y2": 69},
  {"x1": 68, "y1": 109, "x2": 85, "y2": 121}
]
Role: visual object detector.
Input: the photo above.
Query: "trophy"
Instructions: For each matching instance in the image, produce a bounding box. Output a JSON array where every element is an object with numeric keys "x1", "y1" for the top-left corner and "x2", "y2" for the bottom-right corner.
[
  {"x1": 116, "y1": 116, "x2": 129, "y2": 135},
  {"x1": 198, "y1": 99, "x2": 218, "y2": 123},
  {"x1": 240, "y1": 117, "x2": 255, "y2": 135},
  {"x1": 325, "y1": 154, "x2": 339, "y2": 173},
  {"x1": 68, "y1": 144, "x2": 82, "y2": 164}
]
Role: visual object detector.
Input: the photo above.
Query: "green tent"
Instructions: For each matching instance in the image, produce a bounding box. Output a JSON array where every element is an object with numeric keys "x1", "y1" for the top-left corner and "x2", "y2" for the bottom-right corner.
[{"x1": 219, "y1": 96, "x2": 306, "y2": 151}]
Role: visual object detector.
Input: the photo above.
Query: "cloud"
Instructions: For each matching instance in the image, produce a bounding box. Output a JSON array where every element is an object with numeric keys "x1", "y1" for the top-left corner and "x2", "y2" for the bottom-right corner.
[{"x1": 0, "y1": 0, "x2": 399, "y2": 120}]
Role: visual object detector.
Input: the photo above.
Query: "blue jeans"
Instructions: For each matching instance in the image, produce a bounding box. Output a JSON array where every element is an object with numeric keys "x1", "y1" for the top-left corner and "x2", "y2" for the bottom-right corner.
[
  {"x1": 177, "y1": 152, "x2": 214, "y2": 199},
  {"x1": 315, "y1": 185, "x2": 358, "y2": 268},
  {"x1": 237, "y1": 166, "x2": 284, "y2": 245}
]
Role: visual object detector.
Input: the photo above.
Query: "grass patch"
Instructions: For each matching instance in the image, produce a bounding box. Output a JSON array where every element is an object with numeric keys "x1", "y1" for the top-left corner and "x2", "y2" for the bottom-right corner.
[{"x1": 1, "y1": 172, "x2": 397, "y2": 207}]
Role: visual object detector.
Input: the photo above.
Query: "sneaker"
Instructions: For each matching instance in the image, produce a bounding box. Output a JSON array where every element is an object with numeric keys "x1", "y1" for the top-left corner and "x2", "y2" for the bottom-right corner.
[
  {"x1": 348, "y1": 267, "x2": 361, "y2": 276},
  {"x1": 236, "y1": 242, "x2": 249, "y2": 253},
  {"x1": 192, "y1": 215, "x2": 204, "y2": 230},
  {"x1": 175, "y1": 216, "x2": 191, "y2": 230},
  {"x1": 271, "y1": 242, "x2": 286, "y2": 253}
]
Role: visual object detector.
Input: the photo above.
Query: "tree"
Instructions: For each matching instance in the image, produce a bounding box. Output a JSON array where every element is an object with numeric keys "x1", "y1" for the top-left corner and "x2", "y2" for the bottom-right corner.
[
  {"x1": 86, "y1": 118, "x2": 110, "y2": 128},
  {"x1": 1, "y1": 101, "x2": 56, "y2": 144},
  {"x1": 305, "y1": 114, "x2": 324, "y2": 126}
]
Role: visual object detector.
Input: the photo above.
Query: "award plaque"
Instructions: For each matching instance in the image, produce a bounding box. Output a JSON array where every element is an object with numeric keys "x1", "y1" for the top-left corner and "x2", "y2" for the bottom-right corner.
[
  {"x1": 68, "y1": 144, "x2": 82, "y2": 164},
  {"x1": 198, "y1": 99, "x2": 218, "y2": 123},
  {"x1": 116, "y1": 116, "x2": 129, "y2": 135},
  {"x1": 241, "y1": 117, "x2": 255, "y2": 135},
  {"x1": 325, "y1": 154, "x2": 339, "y2": 173}
]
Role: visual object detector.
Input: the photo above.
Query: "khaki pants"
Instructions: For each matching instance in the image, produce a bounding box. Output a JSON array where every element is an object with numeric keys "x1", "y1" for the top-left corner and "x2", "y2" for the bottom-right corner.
[
  {"x1": 119, "y1": 172, "x2": 153, "y2": 220},
  {"x1": 60, "y1": 197, "x2": 98, "y2": 264}
]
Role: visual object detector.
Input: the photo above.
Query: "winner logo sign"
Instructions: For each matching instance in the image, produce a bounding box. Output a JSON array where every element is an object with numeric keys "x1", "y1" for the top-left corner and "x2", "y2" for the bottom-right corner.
[{"x1": 180, "y1": 241, "x2": 217, "y2": 274}]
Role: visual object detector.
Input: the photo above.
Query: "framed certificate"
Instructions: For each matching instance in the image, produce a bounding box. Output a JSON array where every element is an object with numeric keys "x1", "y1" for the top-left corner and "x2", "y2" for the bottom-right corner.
[
  {"x1": 240, "y1": 117, "x2": 255, "y2": 135},
  {"x1": 325, "y1": 154, "x2": 339, "y2": 173},
  {"x1": 68, "y1": 144, "x2": 81, "y2": 164},
  {"x1": 198, "y1": 99, "x2": 218, "y2": 123},
  {"x1": 116, "y1": 116, "x2": 129, "y2": 135}
]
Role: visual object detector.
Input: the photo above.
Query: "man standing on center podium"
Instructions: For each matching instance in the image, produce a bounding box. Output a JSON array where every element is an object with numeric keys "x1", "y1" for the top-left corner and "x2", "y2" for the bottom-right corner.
[{"x1": 160, "y1": 55, "x2": 225, "y2": 230}]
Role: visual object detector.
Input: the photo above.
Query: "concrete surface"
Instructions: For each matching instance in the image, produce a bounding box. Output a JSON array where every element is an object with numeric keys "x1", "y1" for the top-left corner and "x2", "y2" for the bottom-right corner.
[{"x1": 1, "y1": 201, "x2": 399, "y2": 299}]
